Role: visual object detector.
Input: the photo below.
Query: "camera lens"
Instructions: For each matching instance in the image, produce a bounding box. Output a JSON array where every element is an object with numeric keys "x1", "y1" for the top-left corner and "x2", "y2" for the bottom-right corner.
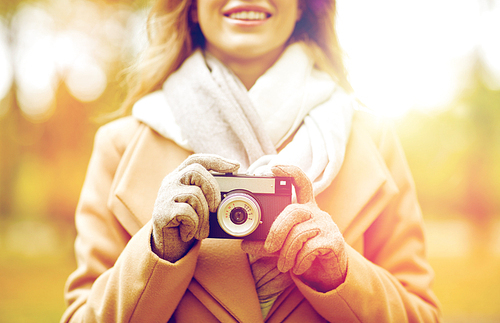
[
  {"x1": 217, "y1": 191, "x2": 261, "y2": 237},
  {"x1": 230, "y1": 207, "x2": 248, "y2": 225}
]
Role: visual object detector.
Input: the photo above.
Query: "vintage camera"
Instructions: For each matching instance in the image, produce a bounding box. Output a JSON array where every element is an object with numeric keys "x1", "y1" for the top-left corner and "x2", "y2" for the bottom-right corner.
[{"x1": 208, "y1": 173, "x2": 292, "y2": 240}]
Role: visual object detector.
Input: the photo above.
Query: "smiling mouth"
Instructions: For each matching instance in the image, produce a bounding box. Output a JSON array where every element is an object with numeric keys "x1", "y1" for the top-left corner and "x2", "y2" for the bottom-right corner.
[{"x1": 226, "y1": 11, "x2": 270, "y2": 21}]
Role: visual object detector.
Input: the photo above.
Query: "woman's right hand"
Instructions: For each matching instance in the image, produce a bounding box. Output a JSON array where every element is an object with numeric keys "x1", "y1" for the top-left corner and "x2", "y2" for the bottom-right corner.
[{"x1": 151, "y1": 154, "x2": 240, "y2": 262}]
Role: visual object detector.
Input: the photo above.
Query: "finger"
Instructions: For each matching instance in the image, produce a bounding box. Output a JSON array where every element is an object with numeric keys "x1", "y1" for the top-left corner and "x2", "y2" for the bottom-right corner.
[
  {"x1": 294, "y1": 217, "x2": 345, "y2": 275},
  {"x1": 277, "y1": 220, "x2": 319, "y2": 273},
  {"x1": 293, "y1": 238, "x2": 334, "y2": 275},
  {"x1": 179, "y1": 164, "x2": 221, "y2": 213},
  {"x1": 264, "y1": 204, "x2": 312, "y2": 253},
  {"x1": 271, "y1": 165, "x2": 314, "y2": 204},
  {"x1": 165, "y1": 203, "x2": 201, "y2": 241},
  {"x1": 180, "y1": 154, "x2": 240, "y2": 174},
  {"x1": 173, "y1": 183, "x2": 209, "y2": 215},
  {"x1": 172, "y1": 187, "x2": 210, "y2": 239}
]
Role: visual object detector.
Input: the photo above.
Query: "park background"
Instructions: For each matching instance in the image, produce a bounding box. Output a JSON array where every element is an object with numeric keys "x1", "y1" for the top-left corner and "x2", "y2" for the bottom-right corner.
[{"x1": 0, "y1": 0, "x2": 499, "y2": 322}]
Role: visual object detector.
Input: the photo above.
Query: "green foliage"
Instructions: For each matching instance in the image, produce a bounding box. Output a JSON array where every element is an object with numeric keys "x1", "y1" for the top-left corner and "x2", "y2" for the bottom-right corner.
[
  {"x1": 397, "y1": 67, "x2": 500, "y2": 223},
  {"x1": 0, "y1": 250, "x2": 75, "y2": 323}
]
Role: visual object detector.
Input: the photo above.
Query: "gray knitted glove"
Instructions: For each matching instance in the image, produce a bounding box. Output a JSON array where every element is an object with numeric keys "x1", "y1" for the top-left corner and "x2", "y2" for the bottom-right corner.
[
  {"x1": 242, "y1": 165, "x2": 347, "y2": 292},
  {"x1": 151, "y1": 154, "x2": 240, "y2": 262}
]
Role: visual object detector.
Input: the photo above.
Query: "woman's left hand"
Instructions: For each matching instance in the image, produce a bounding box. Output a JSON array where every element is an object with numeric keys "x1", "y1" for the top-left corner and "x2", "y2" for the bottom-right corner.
[{"x1": 243, "y1": 165, "x2": 347, "y2": 292}]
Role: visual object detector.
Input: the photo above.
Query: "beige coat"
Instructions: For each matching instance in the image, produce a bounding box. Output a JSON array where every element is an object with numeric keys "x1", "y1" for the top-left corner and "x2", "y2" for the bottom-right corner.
[{"x1": 62, "y1": 111, "x2": 441, "y2": 322}]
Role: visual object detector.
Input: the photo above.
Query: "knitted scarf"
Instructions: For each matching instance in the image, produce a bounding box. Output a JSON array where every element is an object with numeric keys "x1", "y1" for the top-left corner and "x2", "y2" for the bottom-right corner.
[{"x1": 133, "y1": 42, "x2": 354, "y2": 195}]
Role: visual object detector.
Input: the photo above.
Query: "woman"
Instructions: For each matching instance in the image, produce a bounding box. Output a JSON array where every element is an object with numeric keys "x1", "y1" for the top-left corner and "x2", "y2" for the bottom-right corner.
[{"x1": 62, "y1": 0, "x2": 441, "y2": 322}]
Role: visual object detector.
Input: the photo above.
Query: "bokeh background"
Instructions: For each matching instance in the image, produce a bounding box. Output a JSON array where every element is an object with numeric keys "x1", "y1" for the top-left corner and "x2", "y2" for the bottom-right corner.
[{"x1": 0, "y1": 0, "x2": 499, "y2": 322}]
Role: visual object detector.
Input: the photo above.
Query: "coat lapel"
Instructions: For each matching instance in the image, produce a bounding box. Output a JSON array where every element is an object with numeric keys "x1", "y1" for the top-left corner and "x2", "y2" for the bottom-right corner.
[
  {"x1": 316, "y1": 122, "x2": 399, "y2": 245},
  {"x1": 108, "y1": 114, "x2": 399, "y2": 322},
  {"x1": 108, "y1": 125, "x2": 191, "y2": 235},
  {"x1": 192, "y1": 239, "x2": 264, "y2": 322}
]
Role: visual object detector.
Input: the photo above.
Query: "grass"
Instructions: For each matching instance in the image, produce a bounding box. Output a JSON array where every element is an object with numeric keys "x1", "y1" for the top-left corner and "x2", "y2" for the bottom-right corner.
[
  {"x1": 0, "y1": 255, "x2": 75, "y2": 323},
  {"x1": 430, "y1": 254, "x2": 500, "y2": 322}
]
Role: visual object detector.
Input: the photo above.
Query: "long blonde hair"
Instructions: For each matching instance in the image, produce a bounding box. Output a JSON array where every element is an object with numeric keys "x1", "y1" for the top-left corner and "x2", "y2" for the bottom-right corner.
[{"x1": 117, "y1": 0, "x2": 351, "y2": 116}]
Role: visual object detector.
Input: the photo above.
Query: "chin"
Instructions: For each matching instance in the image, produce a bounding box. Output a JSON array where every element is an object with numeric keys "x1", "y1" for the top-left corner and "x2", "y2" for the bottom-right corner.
[{"x1": 224, "y1": 42, "x2": 284, "y2": 60}]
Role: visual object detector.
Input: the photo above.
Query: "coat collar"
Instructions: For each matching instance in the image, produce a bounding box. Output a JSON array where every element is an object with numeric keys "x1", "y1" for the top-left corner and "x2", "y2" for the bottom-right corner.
[
  {"x1": 108, "y1": 113, "x2": 398, "y2": 321},
  {"x1": 316, "y1": 121, "x2": 399, "y2": 244}
]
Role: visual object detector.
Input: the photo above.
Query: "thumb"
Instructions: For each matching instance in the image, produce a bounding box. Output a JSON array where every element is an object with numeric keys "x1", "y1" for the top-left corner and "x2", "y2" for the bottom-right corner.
[
  {"x1": 180, "y1": 154, "x2": 240, "y2": 174},
  {"x1": 271, "y1": 165, "x2": 314, "y2": 204}
]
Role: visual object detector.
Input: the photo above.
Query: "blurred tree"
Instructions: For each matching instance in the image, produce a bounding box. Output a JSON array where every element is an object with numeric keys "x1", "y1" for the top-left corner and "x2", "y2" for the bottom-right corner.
[
  {"x1": 0, "y1": 0, "x2": 138, "y2": 224},
  {"x1": 398, "y1": 59, "x2": 500, "y2": 229},
  {"x1": 0, "y1": 89, "x2": 20, "y2": 218},
  {"x1": 458, "y1": 63, "x2": 500, "y2": 226}
]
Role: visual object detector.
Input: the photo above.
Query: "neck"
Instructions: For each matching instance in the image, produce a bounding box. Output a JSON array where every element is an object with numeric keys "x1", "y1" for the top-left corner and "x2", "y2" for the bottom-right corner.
[{"x1": 206, "y1": 45, "x2": 286, "y2": 90}]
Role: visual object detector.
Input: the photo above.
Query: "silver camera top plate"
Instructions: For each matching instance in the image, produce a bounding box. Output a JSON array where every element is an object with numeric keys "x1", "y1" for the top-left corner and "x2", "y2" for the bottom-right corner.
[{"x1": 215, "y1": 175, "x2": 277, "y2": 194}]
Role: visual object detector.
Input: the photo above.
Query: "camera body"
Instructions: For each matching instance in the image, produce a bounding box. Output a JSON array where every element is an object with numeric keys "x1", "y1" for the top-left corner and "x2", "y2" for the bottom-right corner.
[{"x1": 208, "y1": 173, "x2": 292, "y2": 240}]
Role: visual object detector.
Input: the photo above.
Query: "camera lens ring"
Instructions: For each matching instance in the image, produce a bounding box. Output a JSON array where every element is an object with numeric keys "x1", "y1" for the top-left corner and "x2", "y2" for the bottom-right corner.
[{"x1": 217, "y1": 191, "x2": 261, "y2": 237}]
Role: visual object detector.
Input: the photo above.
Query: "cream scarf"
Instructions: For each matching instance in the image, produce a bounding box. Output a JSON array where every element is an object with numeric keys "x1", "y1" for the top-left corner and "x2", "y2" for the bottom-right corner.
[{"x1": 133, "y1": 42, "x2": 355, "y2": 197}]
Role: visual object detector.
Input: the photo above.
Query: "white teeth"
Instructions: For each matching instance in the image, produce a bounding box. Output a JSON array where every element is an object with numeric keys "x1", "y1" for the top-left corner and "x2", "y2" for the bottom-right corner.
[{"x1": 229, "y1": 11, "x2": 267, "y2": 21}]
